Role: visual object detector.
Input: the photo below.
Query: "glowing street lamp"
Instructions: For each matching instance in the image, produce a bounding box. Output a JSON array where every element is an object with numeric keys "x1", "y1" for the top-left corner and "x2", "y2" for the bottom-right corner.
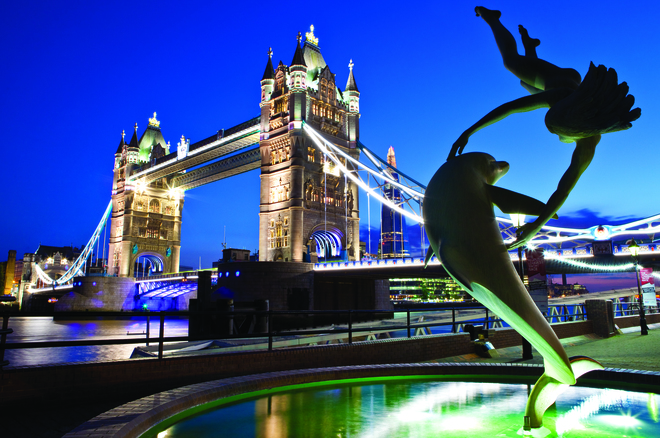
[
  {"x1": 509, "y1": 213, "x2": 526, "y2": 275},
  {"x1": 510, "y1": 214, "x2": 533, "y2": 359},
  {"x1": 628, "y1": 238, "x2": 648, "y2": 336}
]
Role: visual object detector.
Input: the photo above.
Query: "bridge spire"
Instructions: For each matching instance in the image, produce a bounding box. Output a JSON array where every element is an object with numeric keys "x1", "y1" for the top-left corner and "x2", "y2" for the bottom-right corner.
[
  {"x1": 345, "y1": 59, "x2": 358, "y2": 92},
  {"x1": 115, "y1": 130, "x2": 126, "y2": 155},
  {"x1": 291, "y1": 32, "x2": 307, "y2": 67},
  {"x1": 261, "y1": 47, "x2": 275, "y2": 81}
]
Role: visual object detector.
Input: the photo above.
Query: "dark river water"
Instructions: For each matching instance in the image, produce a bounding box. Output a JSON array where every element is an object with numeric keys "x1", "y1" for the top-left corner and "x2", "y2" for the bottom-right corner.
[{"x1": 4, "y1": 316, "x2": 189, "y2": 367}]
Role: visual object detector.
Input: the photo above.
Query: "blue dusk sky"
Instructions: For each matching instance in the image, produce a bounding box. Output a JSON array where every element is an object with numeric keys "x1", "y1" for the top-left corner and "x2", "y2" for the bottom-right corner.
[{"x1": 1, "y1": 1, "x2": 657, "y2": 291}]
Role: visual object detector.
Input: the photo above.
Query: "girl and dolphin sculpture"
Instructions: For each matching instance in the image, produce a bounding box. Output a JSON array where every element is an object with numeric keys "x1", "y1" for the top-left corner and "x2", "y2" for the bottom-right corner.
[{"x1": 424, "y1": 7, "x2": 641, "y2": 430}]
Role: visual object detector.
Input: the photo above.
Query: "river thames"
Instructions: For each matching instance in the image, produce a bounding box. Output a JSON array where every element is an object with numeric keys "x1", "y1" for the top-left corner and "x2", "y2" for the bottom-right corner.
[{"x1": 4, "y1": 316, "x2": 189, "y2": 366}]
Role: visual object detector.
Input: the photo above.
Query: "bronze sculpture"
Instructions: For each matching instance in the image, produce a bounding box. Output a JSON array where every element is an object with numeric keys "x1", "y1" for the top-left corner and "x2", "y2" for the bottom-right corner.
[
  {"x1": 449, "y1": 7, "x2": 640, "y2": 249},
  {"x1": 425, "y1": 7, "x2": 642, "y2": 430},
  {"x1": 424, "y1": 152, "x2": 602, "y2": 429}
]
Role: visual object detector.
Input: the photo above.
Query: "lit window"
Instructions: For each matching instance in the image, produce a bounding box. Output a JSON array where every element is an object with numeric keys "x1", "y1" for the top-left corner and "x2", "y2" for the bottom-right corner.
[{"x1": 149, "y1": 200, "x2": 160, "y2": 213}]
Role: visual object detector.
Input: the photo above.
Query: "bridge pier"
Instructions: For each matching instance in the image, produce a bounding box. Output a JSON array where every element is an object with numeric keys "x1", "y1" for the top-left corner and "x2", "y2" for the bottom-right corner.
[{"x1": 54, "y1": 276, "x2": 137, "y2": 312}]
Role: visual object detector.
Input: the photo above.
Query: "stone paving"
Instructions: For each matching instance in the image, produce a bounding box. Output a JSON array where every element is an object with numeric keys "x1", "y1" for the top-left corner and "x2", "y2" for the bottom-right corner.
[
  {"x1": 4, "y1": 323, "x2": 660, "y2": 438},
  {"x1": 430, "y1": 322, "x2": 660, "y2": 371}
]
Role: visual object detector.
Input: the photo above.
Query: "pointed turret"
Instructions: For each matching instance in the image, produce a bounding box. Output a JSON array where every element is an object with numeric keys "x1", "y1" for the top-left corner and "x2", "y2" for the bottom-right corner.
[
  {"x1": 128, "y1": 123, "x2": 139, "y2": 149},
  {"x1": 289, "y1": 33, "x2": 307, "y2": 91},
  {"x1": 344, "y1": 60, "x2": 361, "y2": 148},
  {"x1": 127, "y1": 123, "x2": 139, "y2": 164},
  {"x1": 345, "y1": 59, "x2": 359, "y2": 92},
  {"x1": 114, "y1": 130, "x2": 126, "y2": 169},
  {"x1": 116, "y1": 130, "x2": 126, "y2": 155},
  {"x1": 345, "y1": 59, "x2": 360, "y2": 114},
  {"x1": 260, "y1": 48, "x2": 275, "y2": 103},
  {"x1": 262, "y1": 47, "x2": 275, "y2": 81},
  {"x1": 291, "y1": 32, "x2": 307, "y2": 67}
]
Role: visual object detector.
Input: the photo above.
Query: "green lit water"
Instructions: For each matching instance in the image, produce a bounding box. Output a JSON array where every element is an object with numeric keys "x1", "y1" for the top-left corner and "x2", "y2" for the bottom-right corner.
[{"x1": 149, "y1": 380, "x2": 660, "y2": 438}]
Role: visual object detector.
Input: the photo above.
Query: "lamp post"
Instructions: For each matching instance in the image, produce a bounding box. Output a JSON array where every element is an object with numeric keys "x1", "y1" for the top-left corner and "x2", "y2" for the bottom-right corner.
[
  {"x1": 628, "y1": 238, "x2": 649, "y2": 336},
  {"x1": 510, "y1": 214, "x2": 533, "y2": 359}
]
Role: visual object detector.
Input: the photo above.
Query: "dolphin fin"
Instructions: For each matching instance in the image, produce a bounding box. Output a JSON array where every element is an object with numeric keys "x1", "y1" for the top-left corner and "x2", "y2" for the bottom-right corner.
[
  {"x1": 525, "y1": 356, "x2": 603, "y2": 428},
  {"x1": 486, "y1": 186, "x2": 559, "y2": 219},
  {"x1": 423, "y1": 247, "x2": 434, "y2": 269}
]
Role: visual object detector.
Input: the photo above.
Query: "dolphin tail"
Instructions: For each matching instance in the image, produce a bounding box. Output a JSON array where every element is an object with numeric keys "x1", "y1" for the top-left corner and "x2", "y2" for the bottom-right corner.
[
  {"x1": 423, "y1": 247, "x2": 434, "y2": 269},
  {"x1": 524, "y1": 356, "x2": 603, "y2": 429}
]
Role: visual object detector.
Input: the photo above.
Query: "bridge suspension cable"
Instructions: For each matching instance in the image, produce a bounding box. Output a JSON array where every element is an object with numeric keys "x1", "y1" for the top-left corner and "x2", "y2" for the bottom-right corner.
[
  {"x1": 33, "y1": 200, "x2": 113, "y2": 287},
  {"x1": 304, "y1": 122, "x2": 660, "y2": 252},
  {"x1": 303, "y1": 123, "x2": 425, "y2": 224}
]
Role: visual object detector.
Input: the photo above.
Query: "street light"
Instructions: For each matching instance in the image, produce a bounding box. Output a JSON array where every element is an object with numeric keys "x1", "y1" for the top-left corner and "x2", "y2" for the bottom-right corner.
[
  {"x1": 628, "y1": 238, "x2": 649, "y2": 336},
  {"x1": 509, "y1": 213, "x2": 526, "y2": 280},
  {"x1": 510, "y1": 214, "x2": 533, "y2": 359}
]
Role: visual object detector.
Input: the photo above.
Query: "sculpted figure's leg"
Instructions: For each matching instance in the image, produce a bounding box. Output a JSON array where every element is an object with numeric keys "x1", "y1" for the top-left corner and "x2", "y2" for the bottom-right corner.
[
  {"x1": 475, "y1": 7, "x2": 517, "y2": 59},
  {"x1": 475, "y1": 7, "x2": 541, "y2": 90},
  {"x1": 474, "y1": 7, "x2": 580, "y2": 91},
  {"x1": 519, "y1": 25, "x2": 540, "y2": 58}
]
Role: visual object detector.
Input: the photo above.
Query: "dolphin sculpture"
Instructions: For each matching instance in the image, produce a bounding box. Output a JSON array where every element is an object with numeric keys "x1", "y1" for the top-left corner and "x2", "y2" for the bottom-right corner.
[{"x1": 423, "y1": 152, "x2": 602, "y2": 429}]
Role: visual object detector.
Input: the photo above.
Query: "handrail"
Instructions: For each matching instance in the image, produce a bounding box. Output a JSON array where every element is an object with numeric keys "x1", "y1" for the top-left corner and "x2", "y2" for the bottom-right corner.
[{"x1": 1, "y1": 303, "x2": 646, "y2": 366}]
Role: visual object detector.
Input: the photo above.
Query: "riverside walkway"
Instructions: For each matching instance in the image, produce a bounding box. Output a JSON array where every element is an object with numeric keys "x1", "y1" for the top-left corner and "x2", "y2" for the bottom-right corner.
[
  {"x1": 431, "y1": 322, "x2": 660, "y2": 372},
  {"x1": 4, "y1": 324, "x2": 659, "y2": 438}
]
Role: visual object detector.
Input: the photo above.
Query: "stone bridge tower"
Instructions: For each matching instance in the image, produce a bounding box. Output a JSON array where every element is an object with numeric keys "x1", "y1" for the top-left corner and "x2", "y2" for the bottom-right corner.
[
  {"x1": 108, "y1": 114, "x2": 183, "y2": 277},
  {"x1": 258, "y1": 26, "x2": 361, "y2": 262}
]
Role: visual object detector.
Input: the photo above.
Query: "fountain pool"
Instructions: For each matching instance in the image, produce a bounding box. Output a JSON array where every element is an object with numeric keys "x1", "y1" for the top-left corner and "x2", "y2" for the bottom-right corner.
[{"x1": 143, "y1": 376, "x2": 660, "y2": 438}]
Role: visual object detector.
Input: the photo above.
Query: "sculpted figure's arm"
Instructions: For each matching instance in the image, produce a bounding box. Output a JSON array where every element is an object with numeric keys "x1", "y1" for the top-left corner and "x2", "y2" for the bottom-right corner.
[
  {"x1": 508, "y1": 134, "x2": 600, "y2": 249},
  {"x1": 448, "y1": 89, "x2": 572, "y2": 160}
]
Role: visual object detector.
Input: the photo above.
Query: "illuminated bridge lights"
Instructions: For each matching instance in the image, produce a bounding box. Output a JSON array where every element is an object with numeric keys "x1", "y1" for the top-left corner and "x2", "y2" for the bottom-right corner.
[
  {"x1": 315, "y1": 256, "x2": 439, "y2": 270},
  {"x1": 314, "y1": 243, "x2": 658, "y2": 272}
]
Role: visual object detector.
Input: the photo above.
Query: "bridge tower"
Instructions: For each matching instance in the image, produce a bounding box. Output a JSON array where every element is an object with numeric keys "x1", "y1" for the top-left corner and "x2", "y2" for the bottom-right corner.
[
  {"x1": 108, "y1": 114, "x2": 184, "y2": 277},
  {"x1": 258, "y1": 27, "x2": 361, "y2": 262}
]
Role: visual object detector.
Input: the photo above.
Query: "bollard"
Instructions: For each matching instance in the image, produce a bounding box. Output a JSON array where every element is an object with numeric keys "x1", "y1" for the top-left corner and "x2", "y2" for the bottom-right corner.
[
  {"x1": 158, "y1": 314, "x2": 165, "y2": 360},
  {"x1": 348, "y1": 310, "x2": 353, "y2": 344}
]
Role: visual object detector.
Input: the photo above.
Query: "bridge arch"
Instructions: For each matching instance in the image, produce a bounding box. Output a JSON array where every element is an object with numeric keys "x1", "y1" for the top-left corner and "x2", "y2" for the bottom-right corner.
[
  {"x1": 309, "y1": 226, "x2": 344, "y2": 261},
  {"x1": 133, "y1": 252, "x2": 165, "y2": 277}
]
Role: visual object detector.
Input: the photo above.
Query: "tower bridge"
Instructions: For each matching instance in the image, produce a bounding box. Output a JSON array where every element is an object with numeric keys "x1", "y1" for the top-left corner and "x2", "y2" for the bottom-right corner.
[{"x1": 24, "y1": 26, "x2": 660, "y2": 312}]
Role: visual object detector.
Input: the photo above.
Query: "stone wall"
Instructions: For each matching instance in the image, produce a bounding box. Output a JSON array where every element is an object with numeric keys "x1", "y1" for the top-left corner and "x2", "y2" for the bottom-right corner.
[
  {"x1": 0, "y1": 320, "x2": 595, "y2": 406},
  {"x1": 55, "y1": 276, "x2": 137, "y2": 312},
  {"x1": 208, "y1": 262, "x2": 315, "y2": 311},
  {"x1": 487, "y1": 320, "x2": 593, "y2": 349},
  {"x1": 615, "y1": 313, "x2": 660, "y2": 328},
  {"x1": 200, "y1": 262, "x2": 393, "y2": 312}
]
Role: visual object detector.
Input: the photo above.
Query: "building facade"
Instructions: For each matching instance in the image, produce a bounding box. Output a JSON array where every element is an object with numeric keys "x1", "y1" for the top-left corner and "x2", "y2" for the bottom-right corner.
[
  {"x1": 108, "y1": 114, "x2": 183, "y2": 277},
  {"x1": 258, "y1": 27, "x2": 361, "y2": 262}
]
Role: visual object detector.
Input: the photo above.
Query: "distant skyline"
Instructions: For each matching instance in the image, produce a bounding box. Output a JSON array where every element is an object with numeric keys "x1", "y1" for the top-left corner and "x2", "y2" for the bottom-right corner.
[{"x1": 2, "y1": 1, "x2": 657, "y2": 292}]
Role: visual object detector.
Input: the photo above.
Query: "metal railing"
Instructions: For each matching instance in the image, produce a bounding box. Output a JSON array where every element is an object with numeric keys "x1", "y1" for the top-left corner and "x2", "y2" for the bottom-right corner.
[{"x1": 1, "y1": 303, "x2": 651, "y2": 367}]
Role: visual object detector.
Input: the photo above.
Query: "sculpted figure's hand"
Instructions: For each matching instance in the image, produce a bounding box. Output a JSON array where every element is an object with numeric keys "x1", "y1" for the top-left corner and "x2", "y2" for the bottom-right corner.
[
  {"x1": 448, "y1": 134, "x2": 469, "y2": 160},
  {"x1": 507, "y1": 220, "x2": 543, "y2": 250}
]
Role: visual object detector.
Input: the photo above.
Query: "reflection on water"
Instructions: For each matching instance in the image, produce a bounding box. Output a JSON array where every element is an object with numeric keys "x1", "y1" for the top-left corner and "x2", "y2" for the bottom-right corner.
[
  {"x1": 156, "y1": 381, "x2": 660, "y2": 438},
  {"x1": 5, "y1": 317, "x2": 188, "y2": 366}
]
